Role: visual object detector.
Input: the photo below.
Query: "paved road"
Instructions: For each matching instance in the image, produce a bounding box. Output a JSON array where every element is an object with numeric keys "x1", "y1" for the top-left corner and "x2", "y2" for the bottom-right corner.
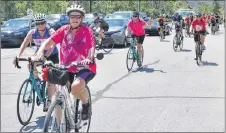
[{"x1": 1, "y1": 25, "x2": 225, "y2": 132}]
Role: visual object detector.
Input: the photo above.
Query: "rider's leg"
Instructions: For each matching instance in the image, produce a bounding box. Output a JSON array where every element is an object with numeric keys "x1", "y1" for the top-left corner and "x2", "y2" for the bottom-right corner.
[
  {"x1": 200, "y1": 33, "x2": 206, "y2": 50},
  {"x1": 137, "y1": 35, "x2": 145, "y2": 66},
  {"x1": 71, "y1": 70, "x2": 95, "y2": 120}
]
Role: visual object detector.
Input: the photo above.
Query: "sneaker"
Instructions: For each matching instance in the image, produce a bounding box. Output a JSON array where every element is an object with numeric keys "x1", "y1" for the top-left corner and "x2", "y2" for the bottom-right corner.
[
  {"x1": 137, "y1": 60, "x2": 142, "y2": 67},
  {"x1": 43, "y1": 100, "x2": 51, "y2": 112},
  {"x1": 81, "y1": 103, "x2": 91, "y2": 120}
]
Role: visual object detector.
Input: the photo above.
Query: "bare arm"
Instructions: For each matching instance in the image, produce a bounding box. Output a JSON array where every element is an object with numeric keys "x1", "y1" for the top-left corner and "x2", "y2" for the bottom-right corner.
[
  {"x1": 17, "y1": 30, "x2": 33, "y2": 57},
  {"x1": 35, "y1": 38, "x2": 55, "y2": 58},
  {"x1": 44, "y1": 28, "x2": 56, "y2": 57}
]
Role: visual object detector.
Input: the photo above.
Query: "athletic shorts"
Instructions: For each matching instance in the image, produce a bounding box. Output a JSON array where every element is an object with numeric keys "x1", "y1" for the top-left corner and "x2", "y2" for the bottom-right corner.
[
  {"x1": 68, "y1": 69, "x2": 95, "y2": 85},
  {"x1": 131, "y1": 34, "x2": 145, "y2": 44}
]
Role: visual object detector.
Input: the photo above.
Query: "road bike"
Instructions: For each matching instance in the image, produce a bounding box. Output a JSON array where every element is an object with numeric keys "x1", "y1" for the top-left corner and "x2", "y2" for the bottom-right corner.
[
  {"x1": 42, "y1": 53, "x2": 104, "y2": 132},
  {"x1": 126, "y1": 36, "x2": 144, "y2": 71},
  {"x1": 15, "y1": 57, "x2": 48, "y2": 125},
  {"x1": 173, "y1": 24, "x2": 183, "y2": 51}
]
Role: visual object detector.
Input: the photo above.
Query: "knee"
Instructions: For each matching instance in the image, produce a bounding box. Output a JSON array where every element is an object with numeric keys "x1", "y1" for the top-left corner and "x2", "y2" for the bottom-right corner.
[{"x1": 71, "y1": 78, "x2": 86, "y2": 92}]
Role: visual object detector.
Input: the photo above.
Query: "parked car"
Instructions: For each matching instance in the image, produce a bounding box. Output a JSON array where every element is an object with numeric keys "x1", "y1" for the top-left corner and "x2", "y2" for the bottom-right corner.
[
  {"x1": 104, "y1": 18, "x2": 130, "y2": 47},
  {"x1": 46, "y1": 14, "x2": 69, "y2": 30},
  {"x1": 112, "y1": 11, "x2": 133, "y2": 20},
  {"x1": 1, "y1": 18, "x2": 35, "y2": 47},
  {"x1": 145, "y1": 19, "x2": 170, "y2": 36}
]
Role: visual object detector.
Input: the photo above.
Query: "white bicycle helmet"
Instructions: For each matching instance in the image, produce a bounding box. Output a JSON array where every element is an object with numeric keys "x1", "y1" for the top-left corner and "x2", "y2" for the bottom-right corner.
[
  {"x1": 34, "y1": 13, "x2": 46, "y2": 23},
  {"x1": 66, "y1": 4, "x2": 85, "y2": 16}
]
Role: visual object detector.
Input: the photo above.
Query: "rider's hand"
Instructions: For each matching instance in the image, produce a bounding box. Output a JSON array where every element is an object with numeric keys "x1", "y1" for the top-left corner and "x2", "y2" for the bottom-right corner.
[
  {"x1": 13, "y1": 56, "x2": 19, "y2": 65},
  {"x1": 80, "y1": 58, "x2": 91, "y2": 65},
  {"x1": 33, "y1": 51, "x2": 44, "y2": 61}
]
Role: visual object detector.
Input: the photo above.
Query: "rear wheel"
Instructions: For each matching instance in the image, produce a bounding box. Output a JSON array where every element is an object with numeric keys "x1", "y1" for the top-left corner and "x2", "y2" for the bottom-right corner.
[{"x1": 102, "y1": 37, "x2": 115, "y2": 54}]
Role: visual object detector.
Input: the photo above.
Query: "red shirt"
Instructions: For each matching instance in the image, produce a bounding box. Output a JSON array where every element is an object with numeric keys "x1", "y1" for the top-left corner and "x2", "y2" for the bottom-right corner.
[
  {"x1": 192, "y1": 18, "x2": 206, "y2": 32},
  {"x1": 50, "y1": 25, "x2": 96, "y2": 73},
  {"x1": 185, "y1": 17, "x2": 190, "y2": 23},
  {"x1": 128, "y1": 19, "x2": 146, "y2": 36}
]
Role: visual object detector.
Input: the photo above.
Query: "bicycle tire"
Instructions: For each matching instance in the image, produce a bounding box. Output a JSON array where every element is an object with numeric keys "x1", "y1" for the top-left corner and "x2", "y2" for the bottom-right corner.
[
  {"x1": 17, "y1": 79, "x2": 35, "y2": 126},
  {"x1": 75, "y1": 86, "x2": 92, "y2": 132},
  {"x1": 173, "y1": 36, "x2": 178, "y2": 51},
  {"x1": 43, "y1": 98, "x2": 68, "y2": 132},
  {"x1": 196, "y1": 42, "x2": 202, "y2": 66},
  {"x1": 102, "y1": 38, "x2": 115, "y2": 54},
  {"x1": 179, "y1": 37, "x2": 183, "y2": 51},
  {"x1": 126, "y1": 47, "x2": 135, "y2": 71}
]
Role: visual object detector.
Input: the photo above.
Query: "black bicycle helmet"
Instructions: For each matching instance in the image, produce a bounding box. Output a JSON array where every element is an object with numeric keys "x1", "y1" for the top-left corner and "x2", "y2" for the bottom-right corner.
[
  {"x1": 196, "y1": 13, "x2": 202, "y2": 17},
  {"x1": 133, "y1": 11, "x2": 139, "y2": 17},
  {"x1": 93, "y1": 12, "x2": 99, "y2": 17}
]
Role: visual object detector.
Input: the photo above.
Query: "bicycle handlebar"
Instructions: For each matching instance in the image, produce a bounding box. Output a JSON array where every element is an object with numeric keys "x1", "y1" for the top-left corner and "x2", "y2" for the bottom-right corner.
[{"x1": 15, "y1": 53, "x2": 104, "y2": 69}]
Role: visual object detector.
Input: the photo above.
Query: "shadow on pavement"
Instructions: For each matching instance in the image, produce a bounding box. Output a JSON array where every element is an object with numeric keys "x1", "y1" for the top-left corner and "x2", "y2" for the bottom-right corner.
[
  {"x1": 203, "y1": 61, "x2": 219, "y2": 66},
  {"x1": 91, "y1": 60, "x2": 160, "y2": 104},
  {"x1": 181, "y1": 49, "x2": 192, "y2": 52},
  {"x1": 162, "y1": 40, "x2": 171, "y2": 42},
  {"x1": 132, "y1": 60, "x2": 166, "y2": 73},
  {"x1": 20, "y1": 116, "x2": 45, "y2": 132}
]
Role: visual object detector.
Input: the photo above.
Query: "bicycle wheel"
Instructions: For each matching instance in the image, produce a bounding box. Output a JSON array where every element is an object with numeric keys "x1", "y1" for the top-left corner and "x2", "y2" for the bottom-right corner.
[
  {"x1": 102, "y1": 37, "x2": 115, "y2": 54},
  {"x1": 195, "y1": 43, "x2": 202, "y2": 66},
  {"x1": 74, "y1": 86, "x2": 92, "y2": 132},
  {"x1": 17, "y1": 79, "x2": 35, "y2": 125},
  {"x1": 136, "y1": 47, "x2": 144, "y2": 67},
  {"x1": 179, "y1": 37, "x2": 183, "y2": 51},
  {"x1": 126, "y1": 47, "x2": 135, "y2": 71},
  {"x1": 43, "y1": 98, "x2": 68, "y2": 132},
  {"x1": 173, "y1": 36, "x2": 178, "y2": 51}
]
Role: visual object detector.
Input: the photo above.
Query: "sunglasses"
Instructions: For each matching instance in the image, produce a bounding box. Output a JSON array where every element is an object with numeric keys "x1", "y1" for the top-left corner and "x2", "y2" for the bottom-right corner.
[
  {"x1": 133, "y1": 15, "x2": 138, "y2": 18},
  {"x1": 69, "y1": 15, "x2": 82, "y2": 19},
  {"x1": 36, "y1": 22, "x2": 45, "y2": 26}
]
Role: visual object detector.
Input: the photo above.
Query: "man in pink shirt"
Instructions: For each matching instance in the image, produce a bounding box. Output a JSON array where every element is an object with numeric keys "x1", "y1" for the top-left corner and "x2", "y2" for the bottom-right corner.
[
  {"x1": 126, "y1": 11, "x2": 152, "y2": 67},
  {"x1": 35, "y1": 4, "x2": 95, "y2": 121}
]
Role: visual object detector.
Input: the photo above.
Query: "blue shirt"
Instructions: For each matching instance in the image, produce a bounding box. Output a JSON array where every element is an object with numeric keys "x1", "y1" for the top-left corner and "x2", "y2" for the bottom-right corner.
[{"x1": 32, "y1": 28, "x2": 58, "y2": 56}]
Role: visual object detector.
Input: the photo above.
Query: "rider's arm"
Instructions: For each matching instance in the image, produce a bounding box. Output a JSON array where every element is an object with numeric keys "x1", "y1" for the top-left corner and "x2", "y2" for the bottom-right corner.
[
  {"x1": 125, "y1": 21, "x2": 132, "y2": 36},
  {"x1": 17, "y1": 29, "x2": 34, "y2": 57},
  {"x1": 44, "y1": 28, "x2": 57, "y2": 57},
  {"x1": 86, "y1": 28, "x2": 96, "y2": 61}
]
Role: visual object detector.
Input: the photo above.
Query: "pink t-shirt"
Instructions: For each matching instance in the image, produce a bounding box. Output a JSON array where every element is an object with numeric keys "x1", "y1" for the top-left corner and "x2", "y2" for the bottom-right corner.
[
  {"x1": 127, "y1": 19, "x2": 146, "y2": 36},
  {"x1": 51, "y1": 25, "x2": 96, "y2": 74}
]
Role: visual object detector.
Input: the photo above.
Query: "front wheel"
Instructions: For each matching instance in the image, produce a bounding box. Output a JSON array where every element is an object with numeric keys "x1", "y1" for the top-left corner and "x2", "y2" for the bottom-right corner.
[
  {"x1": 17, "y1": 79, "x2": 35, "y2": 125},
  {"x1": 195, "y1": 43, "x2": 202, "y2": 66},
  {"x1": 126, "y1": 47, "x2": 135, "y2": 71}
]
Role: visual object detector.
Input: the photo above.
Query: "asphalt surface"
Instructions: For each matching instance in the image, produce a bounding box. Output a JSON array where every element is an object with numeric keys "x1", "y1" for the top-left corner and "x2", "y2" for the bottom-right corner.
[{"x1": 1, "y1": 25, "x2": 225, "y2": 132}]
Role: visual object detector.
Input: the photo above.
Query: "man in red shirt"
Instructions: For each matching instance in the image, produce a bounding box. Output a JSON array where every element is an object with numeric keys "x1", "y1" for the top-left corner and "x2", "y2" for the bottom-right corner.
[
  {"x1": 191, "y1": 13, "x2": 207, "y2": 52},
  {"x1": 185, "y1": 14, "x2": 191, "y2": 34},
  {"x1": 126, "y1": 11, "x2": 152, "y2": 67}
]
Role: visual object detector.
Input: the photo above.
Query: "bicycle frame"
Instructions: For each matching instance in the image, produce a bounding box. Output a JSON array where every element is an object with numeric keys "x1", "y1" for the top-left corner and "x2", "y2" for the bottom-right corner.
[
  {"x1": 130, "y1": 37, "x2": 139, "y2": 60},
  {"x1": 23, "y1": 62, "x2": 45, "y2": 103}
]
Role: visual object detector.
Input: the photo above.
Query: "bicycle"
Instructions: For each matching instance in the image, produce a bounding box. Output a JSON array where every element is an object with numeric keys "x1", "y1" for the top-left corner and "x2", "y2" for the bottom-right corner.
[
  {"x1": 173, "y1": 24, "x2": 183, "y2": 51},
  {"x1": 126, "y1": 36, "x2": 144, "y2": 71},
  {"x1": 15, "y1": 57, "x2": 48, "y2": 125},
  {"x1": 184, "y1": 23, "x2": 191, "y2": 37},
  {"x1": 194, "y1": 31, "x2": 208, "y2": 66},
  {"x1": 93, "y1": 30, "x2": 115, "y2": 54},
  {"x1": 42, "y1": 53, "x2": 104, "y2": 132}
]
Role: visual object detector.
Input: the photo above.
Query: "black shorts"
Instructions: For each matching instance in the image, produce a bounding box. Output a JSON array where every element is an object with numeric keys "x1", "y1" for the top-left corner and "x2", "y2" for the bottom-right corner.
[
  {"x1": 68, "y1": 69, "x2": 95, "y2": 85},
  {"x1": 194, "y1": 31, "x2": 206, "y2": 42},
  {"x1": 131, "y1": 34, "x2": 145, "y2": 44},
  {"x1": 46, "y1": 54, "x2": 59, "y2": 64}
]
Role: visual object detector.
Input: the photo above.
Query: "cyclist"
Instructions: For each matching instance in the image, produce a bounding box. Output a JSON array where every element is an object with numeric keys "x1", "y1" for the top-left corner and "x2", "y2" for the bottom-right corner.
[
  {"x1": 185, "y1": 14, "x2": 191, "y2": 34},
  {"x1": 34, "y1": 4, "x2": 96, "y2": 121},
  {"x1": 215, "y1": 13, "x2": 220, "y2": 31},
  {"x1": 89, "y1": 12, "x2": 109, "y2": 43},
  {"x1": 157, "y1": 14, "x2": 166, "y2": 39},
  {"x1": 172, "y1": 12, "x2": 184, "y2": 48},
  {"x1": 13, "y1": 13, "x2": 59, "y2": 111},
  {"x1": 210, "y1": 13, "x2": 217, "y2": 31},
  {"x1": 125, "y1": 11, "x2": 152, "y2": 67},
  {"x1": 191, "y1": 13, "x2": 207, "y2": 55}
]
